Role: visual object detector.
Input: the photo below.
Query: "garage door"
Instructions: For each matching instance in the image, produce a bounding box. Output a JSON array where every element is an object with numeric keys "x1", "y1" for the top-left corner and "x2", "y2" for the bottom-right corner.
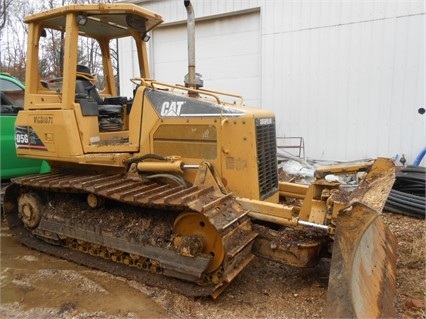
[{"x1": 151, "y1": 10, "x2": 261, "y2": 107}]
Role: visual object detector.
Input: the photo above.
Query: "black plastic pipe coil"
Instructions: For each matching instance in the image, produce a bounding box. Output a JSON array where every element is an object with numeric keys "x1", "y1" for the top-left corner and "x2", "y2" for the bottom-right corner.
[{"x1": 385, "y1": 166, "x2": 425, "y2": 218}]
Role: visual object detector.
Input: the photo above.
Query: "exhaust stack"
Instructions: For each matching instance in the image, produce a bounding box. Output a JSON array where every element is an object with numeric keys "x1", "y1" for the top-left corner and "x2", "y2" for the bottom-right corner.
[
  {"x1": 184, "y1": 0, "x2": 196, "y2": 89},
  {"x1": 184, "y1": 0, "x2": 203, "y2": 91}
]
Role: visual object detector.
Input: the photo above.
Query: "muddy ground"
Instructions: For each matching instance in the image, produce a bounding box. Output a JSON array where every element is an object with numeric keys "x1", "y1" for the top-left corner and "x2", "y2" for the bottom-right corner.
[{"x1": 0, "y1": 211, "x2": 425, "y2": 319}]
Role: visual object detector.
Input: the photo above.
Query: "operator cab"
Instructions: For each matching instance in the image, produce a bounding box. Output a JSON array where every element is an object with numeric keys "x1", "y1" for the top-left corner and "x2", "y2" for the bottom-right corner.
[{"x1": 20, "y1": 4, "x2": 163, "y2": 153}]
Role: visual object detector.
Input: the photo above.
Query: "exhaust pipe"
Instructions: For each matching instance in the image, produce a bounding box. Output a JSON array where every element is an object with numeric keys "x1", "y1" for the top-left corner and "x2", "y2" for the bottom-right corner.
[
  {"x1": 184, "y1": 0, "x2": 196, "y2": 89},
  {"x1": 184, "y1": 0, "x2": 203, "y2": 92}
]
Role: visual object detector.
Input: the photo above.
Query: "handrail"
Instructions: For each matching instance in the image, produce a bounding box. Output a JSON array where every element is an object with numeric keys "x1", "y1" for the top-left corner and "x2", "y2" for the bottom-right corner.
[{"x1": 130, "y1": 77, "x2": 244, "y2": 106}]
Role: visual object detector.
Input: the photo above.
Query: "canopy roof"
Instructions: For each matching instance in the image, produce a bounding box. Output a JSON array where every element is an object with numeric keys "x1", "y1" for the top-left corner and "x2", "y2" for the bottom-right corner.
[{"x1": 25, "y1": 3, "x2": 164, "y2": 39}]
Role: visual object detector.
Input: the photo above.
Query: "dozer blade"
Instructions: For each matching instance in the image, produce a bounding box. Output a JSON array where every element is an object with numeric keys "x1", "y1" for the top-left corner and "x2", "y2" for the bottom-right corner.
[
  {"x1": 326, "y1": 203, "x2": 397, "y2": 318},
  {"x1": 326, "y1": 157, "x2": 397, "y2": 318},
  {"x1": 346, "y1": 157, "x2": 396, "y2": 213}
]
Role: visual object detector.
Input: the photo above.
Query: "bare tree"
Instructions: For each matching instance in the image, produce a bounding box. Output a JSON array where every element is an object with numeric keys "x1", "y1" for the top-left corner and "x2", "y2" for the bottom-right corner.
[
  {"x1": 0, "y1": 0, "x2": 33, "y2": 80},
  {"x1": 0, "y1": 0, "x2": 13, "y2": 31},
  {"x1": 0, "y1": 0, "x2": 118, "y2": 82}
]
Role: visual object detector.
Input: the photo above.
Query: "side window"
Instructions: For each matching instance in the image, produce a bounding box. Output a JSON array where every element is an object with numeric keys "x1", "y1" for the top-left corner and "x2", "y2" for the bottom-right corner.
[{"x1": 0, "y1": 78, "x2": 25, "y2": 115}]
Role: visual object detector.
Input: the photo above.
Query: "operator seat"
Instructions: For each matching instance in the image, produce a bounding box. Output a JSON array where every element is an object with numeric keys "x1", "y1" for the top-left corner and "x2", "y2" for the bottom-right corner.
[{"x1": 75, "y1": 65, "x2": 123, "y2": 131}]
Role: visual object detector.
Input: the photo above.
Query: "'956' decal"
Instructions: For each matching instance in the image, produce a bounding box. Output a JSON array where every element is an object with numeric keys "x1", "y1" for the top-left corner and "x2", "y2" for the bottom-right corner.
[{"x1": 15, "y1": 126, "x2": 47, "y2": 150}]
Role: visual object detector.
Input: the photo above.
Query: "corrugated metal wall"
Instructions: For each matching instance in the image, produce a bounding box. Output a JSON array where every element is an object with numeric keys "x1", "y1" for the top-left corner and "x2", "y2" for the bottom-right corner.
[
  {"x1": 130, "y1": 0, "x2": 425, "y2": 164},
  {"x1": 150, "y1": 11, "x2": 261, "y2": 106},
  {"x1": 261, "y1": 1, "x2": 425, "y2": 162}
]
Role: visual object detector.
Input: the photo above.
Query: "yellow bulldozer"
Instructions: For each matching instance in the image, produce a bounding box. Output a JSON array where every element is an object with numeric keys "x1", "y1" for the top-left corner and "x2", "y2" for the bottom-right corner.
[{"x1": 3, "y1": 2, "x2": 397, "y2": 317}]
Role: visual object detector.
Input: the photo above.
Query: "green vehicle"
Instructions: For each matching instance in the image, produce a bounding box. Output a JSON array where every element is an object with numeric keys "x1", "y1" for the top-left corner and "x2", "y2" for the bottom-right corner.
[{"x1": 1, "y1": 72, "x2": 50, "y2": 180}]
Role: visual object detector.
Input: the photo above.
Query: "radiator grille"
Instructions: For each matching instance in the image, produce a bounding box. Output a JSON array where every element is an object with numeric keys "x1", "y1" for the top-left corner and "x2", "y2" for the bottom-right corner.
[{"x1": 256, "y1": 118, "x2": 278, "y2": 200}]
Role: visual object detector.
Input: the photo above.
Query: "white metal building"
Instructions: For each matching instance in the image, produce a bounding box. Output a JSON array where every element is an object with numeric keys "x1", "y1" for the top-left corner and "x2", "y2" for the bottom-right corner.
[{"x1": 119, "y1": 0, "x2": 425, "y2": 165}]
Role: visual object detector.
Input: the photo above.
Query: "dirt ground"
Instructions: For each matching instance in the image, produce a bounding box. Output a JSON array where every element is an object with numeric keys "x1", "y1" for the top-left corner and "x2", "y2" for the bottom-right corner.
[{"x1": 0, "y1": 211, "x2": 425, "y2": 319}]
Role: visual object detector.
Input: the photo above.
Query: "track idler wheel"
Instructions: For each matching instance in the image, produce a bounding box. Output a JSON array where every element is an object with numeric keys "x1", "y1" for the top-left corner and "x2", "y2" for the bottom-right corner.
[
  {"x1": 173, "y1": 212, "x2": 225, "y2": 273},
  {"x1": 17, "y1": 192, "x2": 43, "y2": 229}
]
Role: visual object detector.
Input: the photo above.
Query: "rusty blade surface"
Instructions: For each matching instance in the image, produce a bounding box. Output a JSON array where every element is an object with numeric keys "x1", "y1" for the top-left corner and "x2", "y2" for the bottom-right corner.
[
  {"x1": 326, "y1": 158, "x2": 397, "y2": 318},
  {"x1": 347, "y1": 157, "x2": 395, "y2": 212},
  {"x1": 326, "y1": 203, "x2": 397, "y2": 318}
]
